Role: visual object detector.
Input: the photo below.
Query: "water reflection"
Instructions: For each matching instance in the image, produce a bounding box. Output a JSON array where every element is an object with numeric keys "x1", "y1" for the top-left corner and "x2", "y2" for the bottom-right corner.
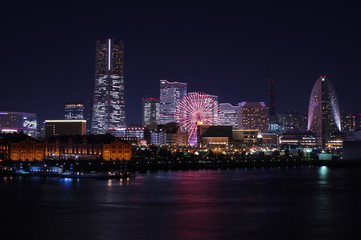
[
  {"x1": 319, "y1": 166, "x2": 329, "y2": 185},
  {"x1": 107, "y1": 179, "x2": 112, "y2": 187},
  {"x1": 1, "y1": 168, "x2": 361, "y2": 240},
  {"x1": 166, "y1": 171, "x2": 223, "y2": 240}
]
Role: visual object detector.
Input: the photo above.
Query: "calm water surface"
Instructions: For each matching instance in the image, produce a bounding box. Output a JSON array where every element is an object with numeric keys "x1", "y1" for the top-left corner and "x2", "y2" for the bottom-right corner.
[{"x1": 1, "y1": 166, "x2": 361, "y2": 240}]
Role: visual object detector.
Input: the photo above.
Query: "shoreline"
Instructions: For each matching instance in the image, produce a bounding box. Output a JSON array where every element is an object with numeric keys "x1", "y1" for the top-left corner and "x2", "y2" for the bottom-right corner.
[{"x1": 1, "y1": 159, "x2": 361, "y2": 176}]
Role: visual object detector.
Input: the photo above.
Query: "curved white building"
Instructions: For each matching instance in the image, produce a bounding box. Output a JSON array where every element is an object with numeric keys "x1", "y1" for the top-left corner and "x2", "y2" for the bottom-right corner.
[{"x1": 308, "y1": 76, "x2": 341, "y2": 147}]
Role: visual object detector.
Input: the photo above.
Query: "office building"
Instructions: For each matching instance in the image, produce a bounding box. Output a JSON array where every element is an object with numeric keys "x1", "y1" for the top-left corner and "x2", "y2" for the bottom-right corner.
[
  {"x1": 260, "y1": 132, "x2": 279, "y2": 147},
  {"x1": 149, "y1": 123, "x2": 188, "y2": 146},
  {"x1": 219, "y1": 103, "x2": 241, "y2": 128},
  {"x1": 279, "y1": 130, "x2": 318, "y2": 148},
  {"x1": 232, "y1": 129, "x2": 260, "y2": 143},
  {"x1": 91, "y1": 39, "x2": 125, "y2": 134},
  {"x1": 150, "y1": 128, "x2": 165, "y2": 145},
  {"x1": 341, "y1": 113, "x2": 356, "y2": 134},
  {"x1": 163, "y1": 124, "x2": 188, "y2": 146},
  {"x1": 159, "y1": 80, "x2": 187, "y2": 124},
  {"x1": 142, "y1": 97, "x2": 160, "y2": 126},
  {"x1": 0, "y1": 112, "x2": 37, "y2": 137},
  {"x1": 308, "y1": 76, "x2": 341, "y2": 147},
  {"x1": 45, "y1": 120, "x2": 86, "y2": 138},
  {"x1": 124, "y1": 126, "x2": 146, "y2": 140},
  {"x1": 277, "y1": 112, "x2": 307, "y2": 132},
  {"x1": 239, "y1": 102, "x2": 269, "y2": 133},
  {"x1": 36, "y1": 121, "x2": 46, "y2": 139},
  {"x1": 65, "y1": 103, "x2": 84, "y2": 120}
]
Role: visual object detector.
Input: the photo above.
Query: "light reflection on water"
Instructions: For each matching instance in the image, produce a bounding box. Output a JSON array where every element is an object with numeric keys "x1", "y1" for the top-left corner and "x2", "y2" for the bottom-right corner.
[
  {"x1": 319, "y1": 165, "x2": 329, "y2": 185},
  {"x1": 1, "y1": 166, "x2": 361, "y2": 240}
]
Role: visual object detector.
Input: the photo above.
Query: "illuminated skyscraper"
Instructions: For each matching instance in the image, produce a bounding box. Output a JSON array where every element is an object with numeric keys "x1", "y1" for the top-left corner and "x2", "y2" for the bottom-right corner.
[
  {"x1": 65, "y1": 102, "x2": 84, "y2": 120},
  {"x1": 159, "y1": 80, "x2": 187, "y2": 124},
  {"x1": 308, "y1": 76, "x2": 341, "y2": 147},
  {"x1": 142, "y1": 97, "x2": 160, "y2": 126},
  {"x1": 91, "y1": 39, "x2": 125, "y2": 134},
  {"x1": 239, "y1": 102, "x2": 269, "y2": 132}
]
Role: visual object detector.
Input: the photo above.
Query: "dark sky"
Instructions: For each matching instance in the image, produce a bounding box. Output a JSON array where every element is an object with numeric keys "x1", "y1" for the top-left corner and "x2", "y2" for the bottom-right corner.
[{"x1": 1, "y1": 1, "x2": 361, "y2": 124}]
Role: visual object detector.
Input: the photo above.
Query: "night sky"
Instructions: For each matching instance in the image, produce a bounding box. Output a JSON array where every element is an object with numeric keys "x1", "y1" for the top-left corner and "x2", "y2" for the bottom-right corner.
[{"x1": 1, "y1": 1, "x2": 361, "y2": 124}]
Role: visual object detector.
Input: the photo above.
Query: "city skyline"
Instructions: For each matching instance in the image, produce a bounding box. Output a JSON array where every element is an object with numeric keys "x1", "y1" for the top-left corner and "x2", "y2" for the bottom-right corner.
[{"x1": 1, "y1": 1, "x2": 361, "y2": 124}]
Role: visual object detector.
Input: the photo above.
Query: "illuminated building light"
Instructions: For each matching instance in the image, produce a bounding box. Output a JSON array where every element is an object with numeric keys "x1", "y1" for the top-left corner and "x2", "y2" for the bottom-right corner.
[
  {"x1": 46, "y1": 120, "x2": 86, "y2": 123},
  {"x1": 108, "y1": 39, "x2": 111, "y2": 70},
  {"x1": 1, "y1": 129, "x2": 18, "y2": 132}
]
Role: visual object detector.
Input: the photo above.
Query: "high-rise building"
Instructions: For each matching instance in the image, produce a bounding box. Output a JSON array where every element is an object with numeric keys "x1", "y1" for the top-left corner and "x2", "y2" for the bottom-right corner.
[
  {"x1": 65, "y1": 103, "x2": 84, "y2": 120},
  {"x1": 219, "y1": 103, "x2": 241, "y2": 128},
  {"x1": 239, "y1": 102, "x2": 269, "y2": 133},
  {"x1": 91, "y1": 39, "x2": 125, "y2": 134},
  {"x1": 142, "y1": 97, "x2": 160, "y2": 126},
  {"x1": 277, "y1": 112, "x2": 307, "y2": 132},
  {"x1": 341, "y1": 113, "x2": 356, "y2": 134},
  {"x1": 308, "y1": 76, "x2": 341, "y2": 147},
  {"x1": 159, "y1": 80, "x2": 187, "y2": 124},
  {"x1": 0, "y1": 112, "x2": 37, "y2": 137}
]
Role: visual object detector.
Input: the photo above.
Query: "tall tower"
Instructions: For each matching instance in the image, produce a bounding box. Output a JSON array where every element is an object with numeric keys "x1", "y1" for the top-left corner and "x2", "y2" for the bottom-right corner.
[
  {"x1": 159, "y1": 80, "x2": 187, "y2": 124},
  {"x1": 308, "y1": 76, "x2": 341, "y2": 147},
  {"x1": 142, "y1": 97, "x2": 160, "y2": 127},
  {"x1": 268, "y1": 74, "x2": 276, "y2": 117},
  {"x1": 91, "y1": 39, "x2": 125, "y2": 134},
  {"x1": 65, "y1": 102, "x2": 84, "y2": 120}
]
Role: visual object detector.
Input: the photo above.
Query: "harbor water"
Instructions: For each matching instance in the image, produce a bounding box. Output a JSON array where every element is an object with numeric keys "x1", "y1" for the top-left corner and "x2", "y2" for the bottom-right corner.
[{"x1": 1, "y1": 166, "x2": 361, "y2": 240}]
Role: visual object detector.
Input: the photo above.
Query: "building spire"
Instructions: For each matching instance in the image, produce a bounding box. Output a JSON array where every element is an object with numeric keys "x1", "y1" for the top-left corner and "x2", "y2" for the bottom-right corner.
[{"x1": 268, "y1": 71, "x2": 276, "y2": 117}]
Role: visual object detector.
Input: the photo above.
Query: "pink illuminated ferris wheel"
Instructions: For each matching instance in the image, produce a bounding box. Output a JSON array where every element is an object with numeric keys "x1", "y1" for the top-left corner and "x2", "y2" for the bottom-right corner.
[{"x1": 175, "y1": 92, "x2": 220, "y2": 145}]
